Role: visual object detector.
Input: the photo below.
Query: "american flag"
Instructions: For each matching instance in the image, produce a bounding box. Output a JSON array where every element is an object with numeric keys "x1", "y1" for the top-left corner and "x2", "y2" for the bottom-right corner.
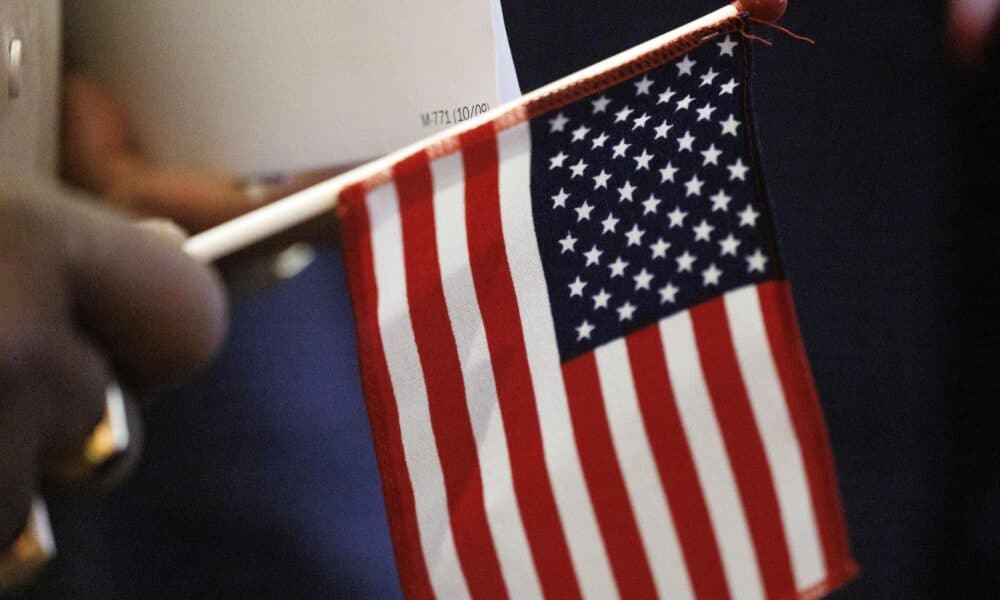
[{"x1": 338, "y1": 23, "x2": 855, "y2": 600}]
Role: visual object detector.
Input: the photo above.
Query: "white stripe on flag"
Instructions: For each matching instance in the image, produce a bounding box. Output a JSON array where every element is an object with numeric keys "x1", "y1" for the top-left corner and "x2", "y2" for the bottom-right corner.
[
  {"x1": 430, "y1": 153, "x2": 543, "y2": 599},
  {"x1": 594, "y1": 340, "x2": 695, "y2": 600},
  {"x1": 724, "y1": 286, "x2": 826, "y2": 589},
  {"x1": 659, "y1": 311, "x2": 765, "y2": 600},
  {"x1": 496, "y1": 122, "x2": 619, "y2": 600},
  {"x1": 366, "y1": 184, "x2": 471, "y2": 600}
]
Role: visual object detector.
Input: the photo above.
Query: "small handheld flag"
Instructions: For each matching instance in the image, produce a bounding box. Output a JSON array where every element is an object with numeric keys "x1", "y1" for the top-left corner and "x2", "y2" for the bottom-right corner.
[
  {"x1": 188, "y1": 2, "x2": 857, "y2": 598},
  {"x1": 336, "y1": 11, "x2": 855, "y2": 600}
]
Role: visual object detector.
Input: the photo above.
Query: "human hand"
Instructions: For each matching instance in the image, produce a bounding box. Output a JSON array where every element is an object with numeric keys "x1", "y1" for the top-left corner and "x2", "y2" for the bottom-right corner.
[
  {"x1": 61, "y1": 73, "x2": 349, "y2": 258},
  {"x1": 0, "y1": 176, "x2": 227, "y2": 547},
  {"x1": 60, "y1": 74, "x2": 259, "y2": 233}
]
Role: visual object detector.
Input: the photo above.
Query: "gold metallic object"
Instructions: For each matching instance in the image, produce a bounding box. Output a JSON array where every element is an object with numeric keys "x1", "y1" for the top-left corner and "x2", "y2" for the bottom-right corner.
[
  {"x1": 0, "y1": 498, "x2": 55, "y2": 591},
  {"x1": 0, "y1": 384, "x2": 132, "y2": 590},
  {"x1": 53, "y1": 382, "x2": 131, "y2": 481}
]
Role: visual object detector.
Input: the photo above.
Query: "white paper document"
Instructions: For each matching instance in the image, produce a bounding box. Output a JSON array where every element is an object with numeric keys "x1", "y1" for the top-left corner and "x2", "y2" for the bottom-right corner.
[{"x1": 64, "y1": 1, "x2": 502, "y2": 175}]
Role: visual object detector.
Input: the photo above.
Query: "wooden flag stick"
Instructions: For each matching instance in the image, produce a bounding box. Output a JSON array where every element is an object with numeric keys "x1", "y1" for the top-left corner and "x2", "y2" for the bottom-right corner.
[{"x1": 184, "y1": 0, "x2": 785, "y2": 263}]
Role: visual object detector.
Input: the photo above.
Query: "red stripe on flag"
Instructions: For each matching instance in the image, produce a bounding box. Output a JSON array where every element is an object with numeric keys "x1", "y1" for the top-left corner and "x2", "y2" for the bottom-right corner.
[
  {"x1": 690, "y1": 298, "x2": 797, "y2": 599},
  {"x1": 460, "y1": 126, "x2": 583, "y2": 599},
  {"x1": 394, "y1": 156, "x2": 510, "y2": 599},
  {"x1": 626, "y1": 325, "x2": 732, "y2": 600},
  {"x1": 337, "y1": 185, "x2": 434, "y2": 600},
  {"x1": 562, "y1": 352, "x2": 658, "y2": 599},
  {"x1": 757, "y1": 281, "x2": 858, "y2": 584}
]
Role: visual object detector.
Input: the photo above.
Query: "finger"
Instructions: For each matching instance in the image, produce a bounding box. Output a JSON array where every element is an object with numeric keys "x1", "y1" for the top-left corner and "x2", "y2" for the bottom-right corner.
[
  {"x1": 0, "y1": 444, "x2": 34, "y2": 548},
  {"x1": 1, "y1": 175, "x2": 228, "y2": 392},
  {"x1": 0, "y1": 291, "x2": 108, "y2": 478},
  {"x1": 103, "y1": 157, "x2": 262, "y2": 233},
  {"x1": 0, "y1": 324, "x2": 54, "y2": 547},
  {"x1": 0, "y1": 278, "x2": 135, "y2": 492},
  {"x1": 0, "y1": 340, "x2": 45, "y2": 547},
  {"x1": 136, "y1": 218, "x2": 189, "y2": 244},
  {"x1": 0, "y1": 335, "x2": 109, "y2": 545},
  {"x1": 58, "y1": 196, "x2": 229, "y2": 389},
  {"x1": 36, "y1": 334, "x2": 114, "y2": 461}
]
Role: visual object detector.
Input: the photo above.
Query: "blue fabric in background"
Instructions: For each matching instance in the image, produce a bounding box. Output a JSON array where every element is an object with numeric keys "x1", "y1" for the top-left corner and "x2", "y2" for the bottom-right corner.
[
  {"x1": 125, "y1": 247, "x2": 401, "y2": 598},
  {"x1": 26, "y1": 248, "x2": 403, "y2": 599}
]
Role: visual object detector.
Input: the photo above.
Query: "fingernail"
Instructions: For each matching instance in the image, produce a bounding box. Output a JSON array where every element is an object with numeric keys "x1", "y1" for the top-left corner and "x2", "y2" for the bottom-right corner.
[{"x1": 136, "y1": 218, "x2": 189, "y2": 244}]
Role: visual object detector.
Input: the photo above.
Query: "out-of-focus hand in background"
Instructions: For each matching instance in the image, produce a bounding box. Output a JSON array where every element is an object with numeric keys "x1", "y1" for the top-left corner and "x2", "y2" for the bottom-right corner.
[
  {"x1": 60, "y1": 74, "x2": 256, "y2": 233},
  {"x1": 61, "y1": 73, "x2": 347, "y2": 260}
]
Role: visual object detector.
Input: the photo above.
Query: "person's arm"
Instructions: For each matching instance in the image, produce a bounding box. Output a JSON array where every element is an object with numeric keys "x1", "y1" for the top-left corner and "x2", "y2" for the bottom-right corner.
[{"x1": 0, "y1": 175, "x2": 227, "y2": 545}]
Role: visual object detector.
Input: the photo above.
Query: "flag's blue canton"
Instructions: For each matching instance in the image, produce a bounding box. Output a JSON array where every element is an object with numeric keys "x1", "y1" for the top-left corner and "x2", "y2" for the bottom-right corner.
[{"x1": 529, "y1": 36, "x2": 780, "y2": 362}]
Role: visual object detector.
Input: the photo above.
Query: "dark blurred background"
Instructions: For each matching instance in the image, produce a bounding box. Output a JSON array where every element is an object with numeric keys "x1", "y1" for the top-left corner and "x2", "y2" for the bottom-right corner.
[{"x1": 13, "y1": 1, "x2": 999, "y2": 598}]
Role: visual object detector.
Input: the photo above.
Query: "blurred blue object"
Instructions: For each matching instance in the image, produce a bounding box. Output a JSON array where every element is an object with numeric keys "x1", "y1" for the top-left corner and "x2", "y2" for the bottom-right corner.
[{"x1": 28, "y1": 248, "x2": 403, "y2": 599}]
